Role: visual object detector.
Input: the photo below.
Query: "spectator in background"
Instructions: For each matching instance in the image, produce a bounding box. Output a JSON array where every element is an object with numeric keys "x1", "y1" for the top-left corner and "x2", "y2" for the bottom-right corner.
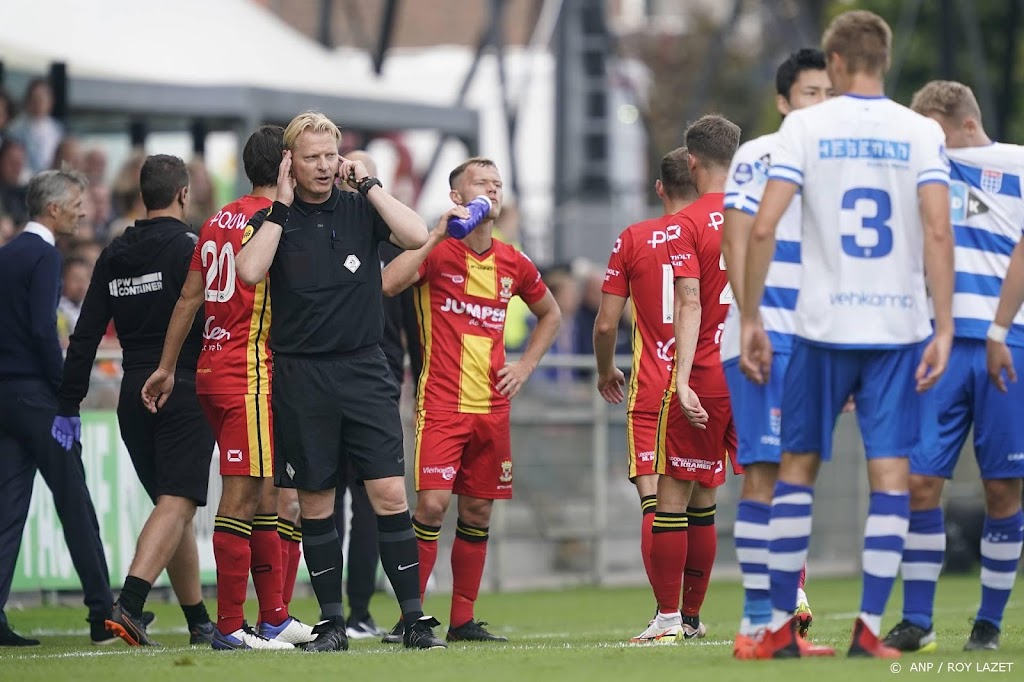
[
  {"x1": 186, "y1": 157, "x2": 215, "y2": 229},
  {"x1": 574, "y1": 265, "x2": 630, "y2": 357},
  {"x1": 68, "y1": 238, "x2": 104, "y2": 269},
  {"x1": 83, "y1": 148, "x2": 107, "y2": 186},
  {"x1": 8, "y1": 78, "x2": 63, "y2": 176},
  {"x1": 57, "y1": 256, "x2": 91, "y2": 347},
  {"x1": 82, "y1": 148, "x2": 112, "y2": 239},
  {"x1": 52, "y1": 136, "x2": 83, "y2": 171},
  {"x1": 539, "y1": 266, "x2": 581, "y2": 384},
  {"x1": 0, "y1": 139, "x2": 29, "y2": 226},
  {"x1": 0, "y1": 204, "x2": 15, "y2": 245},
  {"x1": 0, "y1": 88, "x2": 14, "y2": 144},
  {"x1": 107, "y1": 151, "x2": 146, "y2": 240}
]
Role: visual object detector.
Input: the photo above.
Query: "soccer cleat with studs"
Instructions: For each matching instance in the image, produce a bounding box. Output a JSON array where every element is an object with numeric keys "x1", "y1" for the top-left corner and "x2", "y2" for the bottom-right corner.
[
  {"x1": 963, "y1": 620, "x2": 1000, "y2": 651},
  {"x1": 258, "y1": 616, "x2": 316, "y2": 645},
  {"x1": 848, "y1": 617, "x2": 901, "y2": 658},
  {"x1": 212, "y1": 623, "x2": 294, "y2": 650},
  {"x1": 303, "y1": 619, "x2": 350, "y2": 652},
  {"x1": 404, "y1": 616, "x2": 447, "y2": 649},
  {"x1": 446, "y1": 619, "x2": 508, "y2": 642},
  {"x1": 882, "y1": 619, "x2": 937, "y2": 653},
  {"x1": 795, "y1": 600, "x2": 813, "y2": 638},
  {"x1": 381, "y1": 619, "x2": 404, "y2": 644}
]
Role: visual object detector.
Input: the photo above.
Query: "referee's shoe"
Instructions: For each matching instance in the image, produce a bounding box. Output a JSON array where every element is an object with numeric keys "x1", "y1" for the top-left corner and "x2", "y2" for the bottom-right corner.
[
  {"x1": 303, "y1": 618, "x2": 349, "y2": 652},
  {"x1": 404, "y1": 616, "x2": 447, "y2": 649}
]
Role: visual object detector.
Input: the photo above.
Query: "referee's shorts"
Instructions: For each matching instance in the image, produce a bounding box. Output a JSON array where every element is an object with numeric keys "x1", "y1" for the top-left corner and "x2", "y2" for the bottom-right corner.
[
  {"x1": 117, "y1": 369, "x2": 216, "y2": 506},
  {"x1": 272, "y1": 346, "x2": 405, "y2": 491}
]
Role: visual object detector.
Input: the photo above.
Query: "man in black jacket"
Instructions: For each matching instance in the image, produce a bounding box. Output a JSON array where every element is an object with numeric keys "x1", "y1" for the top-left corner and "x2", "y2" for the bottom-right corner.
[
  {"x1": 53, "y1": 155, "x2": 215, "y2": 647},
  {"x1": 0, "y1": 168, "x2": 114, "y2": 646}
]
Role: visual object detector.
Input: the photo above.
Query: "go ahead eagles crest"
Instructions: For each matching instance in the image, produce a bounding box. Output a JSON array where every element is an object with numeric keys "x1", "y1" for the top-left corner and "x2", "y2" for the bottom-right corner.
[{"x1": 499, "y1": 276, "x2": 514, "y2": 300}]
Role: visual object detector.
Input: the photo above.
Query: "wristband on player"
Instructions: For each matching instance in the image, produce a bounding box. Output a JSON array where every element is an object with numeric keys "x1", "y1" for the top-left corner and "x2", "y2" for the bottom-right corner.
[
  {"x1": 357, "y1": 176, "x2": 382, "y2": 197},
  {"x1": 987, "y1": 322, "x2": 1009, "y2": 343},
  {"x1": 269, "y1": 201, "x2": 292, "y2": 228}
]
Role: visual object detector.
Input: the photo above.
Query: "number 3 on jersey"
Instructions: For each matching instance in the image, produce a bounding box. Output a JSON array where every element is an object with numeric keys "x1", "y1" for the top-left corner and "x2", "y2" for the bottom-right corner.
[
  {"x1": 841, "y1": 187, "x2": 893, "y2": 259},
  {"x1": 201, "y1": 240, "x2": 236, "y2": 302}
]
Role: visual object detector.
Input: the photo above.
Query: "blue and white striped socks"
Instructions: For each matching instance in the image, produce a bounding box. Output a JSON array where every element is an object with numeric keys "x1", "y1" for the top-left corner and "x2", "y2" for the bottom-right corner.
[
  {"x1": 735, "y1": 500, "x2": 772, "y2": 635},
  {"x1": 860, "y1": 491, "x2": 910, "y2": 636},
  {"x1": 901, "y1": 507, "x2": 945, "y2": 631},
  {"x1": 977, "y1": 510, "x2": 1024, "y2": 629},
  {"x1": 768, "y1": 481, "x2": 814, "y2": 630}
]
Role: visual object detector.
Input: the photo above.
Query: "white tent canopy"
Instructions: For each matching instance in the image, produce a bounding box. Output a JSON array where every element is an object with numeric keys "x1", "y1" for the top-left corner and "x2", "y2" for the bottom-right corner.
[{"x1": 0, "y1": 0, "x2": 477, "y2": 137}]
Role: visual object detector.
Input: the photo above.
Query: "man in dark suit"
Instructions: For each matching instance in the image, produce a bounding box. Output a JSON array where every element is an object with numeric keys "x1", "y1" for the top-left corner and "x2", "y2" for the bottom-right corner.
[{"x1": 0, "y1": 169, "x2": 114, "y2": 646}]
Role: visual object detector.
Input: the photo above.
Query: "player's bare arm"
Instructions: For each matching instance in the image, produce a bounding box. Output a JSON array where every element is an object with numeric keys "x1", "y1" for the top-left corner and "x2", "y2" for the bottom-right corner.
[
  {"x1": 382, "y1": 206, "x2": 469, "y2": 296},
  {"x1": 497, "y1": 289, "x2": 561, "y2": 399},
  {"x1": 722, "y1": 208, "x2": 755, "y2": 314},
  {"x1": 673, "y1": 276, "x2": 707, "y2": 428},
  {"x1": 987, "y1": 239, "x2": 1024, "y2": 392},
  {"x1": 740, "y1": 178, "x2": 795, "y2": 384},
  {"x1": 915, "y1": 182, "x2": 954, "y2": 391},
  {"x1": 342, "y1": 155, "x2": 428, "y2": 250},
  {"x1": 236, "y1": 151, "x2": 292, "y2": 285},
  {"x1": 140, "y1": 269, "x2": 204, "y2": 413},
  {"x1": 593, "y1": 292, "x2": 628, "y2": 404}
]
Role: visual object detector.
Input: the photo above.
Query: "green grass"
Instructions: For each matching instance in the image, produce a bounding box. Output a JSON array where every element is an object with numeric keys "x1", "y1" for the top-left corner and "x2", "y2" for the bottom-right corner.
[{"x1": 2, "y1": 575, "x2": 1022, "y2": 681}]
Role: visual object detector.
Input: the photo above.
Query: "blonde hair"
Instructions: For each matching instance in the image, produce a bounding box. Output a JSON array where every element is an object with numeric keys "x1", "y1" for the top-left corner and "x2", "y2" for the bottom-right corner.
[
  {"x1": 910, "y1": 80, "x2": 983, "y2": 124},
  {"x1": 283, "y1": 111, "x2": 341, "y2": 150},
  {"x1": 822, "y1": 10, "x2": 892, "y2": 77},
  {"x1": 449, "y1": 157, "x2": 498, "y2": 189}
]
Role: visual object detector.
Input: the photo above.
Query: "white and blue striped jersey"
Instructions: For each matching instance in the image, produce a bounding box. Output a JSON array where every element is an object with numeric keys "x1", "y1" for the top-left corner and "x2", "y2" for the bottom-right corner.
[
  {"x1": 945, "y1": 143, "x2": 1024, "y2": 347},
  {"x1": 721, "y1": 132, "x2": 801, "y2": 362},
  {"x1": 769, "y1": 95, "x2": 950, "y2": 347}
]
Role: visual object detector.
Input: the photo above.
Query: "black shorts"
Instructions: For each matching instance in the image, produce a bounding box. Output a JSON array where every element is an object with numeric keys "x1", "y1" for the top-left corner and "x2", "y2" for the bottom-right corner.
[
  {"x1": 117, "y1": 369, "x2": 215, "y2": 506},
  {"x1": 272, "y1": 346, "x2": 404, "y2": 491}
]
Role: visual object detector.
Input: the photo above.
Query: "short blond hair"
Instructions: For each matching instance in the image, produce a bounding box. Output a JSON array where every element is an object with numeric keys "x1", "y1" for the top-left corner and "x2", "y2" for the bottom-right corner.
[
  {"x1": 283, "y1": 111, "x2": 341, "y2": 150},
  {"x1": 910, "y1": 80, "x2": 983, "y2": 124},
  {"x1": 449, "y1": 157, "x2": 497, "y2": 189},
  {"x1": 822, "y1": 10, "x2": 892, "y2": 77}
]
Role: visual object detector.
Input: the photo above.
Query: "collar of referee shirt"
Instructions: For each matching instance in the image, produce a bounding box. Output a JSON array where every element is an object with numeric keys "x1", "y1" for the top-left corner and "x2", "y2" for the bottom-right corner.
[{"x1": 293, "y1": 186, "x2": 342, "y2": 215}]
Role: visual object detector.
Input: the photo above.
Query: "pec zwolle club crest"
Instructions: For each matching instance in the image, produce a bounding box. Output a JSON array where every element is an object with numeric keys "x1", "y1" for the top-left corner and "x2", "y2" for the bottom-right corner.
[
  {"x1": 499, "y1": 460, "x2": 513, "y2": 483},
  {"x1": 500, "y1": 276, "x2": 513, "y2": 299}
]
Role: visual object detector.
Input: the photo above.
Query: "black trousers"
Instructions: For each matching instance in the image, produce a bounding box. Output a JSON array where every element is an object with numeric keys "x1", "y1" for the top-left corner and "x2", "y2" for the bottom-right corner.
[{"x1": 0, "y1": 379, "x2": 112, "y2": 626}]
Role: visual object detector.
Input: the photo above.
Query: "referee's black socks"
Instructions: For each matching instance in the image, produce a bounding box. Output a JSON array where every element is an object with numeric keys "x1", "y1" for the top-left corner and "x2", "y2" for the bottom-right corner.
[
  {"x1": 300, "y1": 515, "x2": 345, "y2": 621},
  {"x1": 377, "y1": 510, "x2": 424, "y2": 625}
]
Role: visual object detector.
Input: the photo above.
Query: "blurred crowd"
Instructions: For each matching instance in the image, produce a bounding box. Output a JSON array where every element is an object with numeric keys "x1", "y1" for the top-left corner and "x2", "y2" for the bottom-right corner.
[
  {"x1": 0, "y1": 79, "x2": 217, "y2": 407},
  {"x1": 0, "y1": 78, "x2": 632, "y2": 406},
  {"x1": 0, "y1": 79, "x2": 216, "y2": 354}
]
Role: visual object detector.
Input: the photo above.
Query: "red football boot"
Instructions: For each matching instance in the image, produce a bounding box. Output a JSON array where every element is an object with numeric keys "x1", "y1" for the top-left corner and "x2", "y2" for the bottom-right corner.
[{"x1": 848, "y1": 617, "x2": 901, "y2": 658}]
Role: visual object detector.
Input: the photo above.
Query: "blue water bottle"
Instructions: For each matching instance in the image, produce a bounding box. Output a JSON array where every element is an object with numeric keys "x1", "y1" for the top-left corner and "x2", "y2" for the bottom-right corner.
[{"x1": 447, "y1": 195, "x2": 492, "y2": 239}]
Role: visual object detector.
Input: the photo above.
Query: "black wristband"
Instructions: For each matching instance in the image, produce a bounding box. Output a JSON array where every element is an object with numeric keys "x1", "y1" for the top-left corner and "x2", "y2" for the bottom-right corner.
[
  {"x1": 357, "y1": 176, "x2": 382, "y2": 197},
  {"x1": 269, "y1": 201, "x2": 291, "y2": 227}
]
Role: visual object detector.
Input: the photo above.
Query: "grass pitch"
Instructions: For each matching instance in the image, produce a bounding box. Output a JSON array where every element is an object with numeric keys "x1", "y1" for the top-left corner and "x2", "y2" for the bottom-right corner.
[{"x1": 2, "y1": 574, "x2": 1021, "y2": 682}]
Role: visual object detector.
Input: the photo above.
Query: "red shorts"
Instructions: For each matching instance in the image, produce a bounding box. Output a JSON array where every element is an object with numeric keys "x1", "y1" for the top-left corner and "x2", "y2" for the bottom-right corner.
[
  {"x1": 198, "y1": 393, "x2": 274, "y2": 478},
  {"x1": 627, "y1": 411, "x2": 660, "y2": 480},
  {"x1": 414, "y1": 409, "x2": 513, "y2": 499},
  {"x1": 656, "y1": 394, "x2": 740, "y2": 487}
]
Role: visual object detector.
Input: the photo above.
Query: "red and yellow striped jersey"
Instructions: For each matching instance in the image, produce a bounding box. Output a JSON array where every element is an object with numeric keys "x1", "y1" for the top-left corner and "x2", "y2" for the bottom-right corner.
[
  {"x1": 189, "y1": 195, "x2": 272, "y2": 395},
  {"x1": 414, "y1": 239, "x2": 547, "y2": 414}
]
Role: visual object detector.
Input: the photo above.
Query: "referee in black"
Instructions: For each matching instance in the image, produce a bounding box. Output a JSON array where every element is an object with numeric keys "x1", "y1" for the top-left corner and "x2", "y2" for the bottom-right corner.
[
  {"x1": 0, "y1": 169, "x2": 113, "y2": 646},
  {"x1": 236, "y1": 111, "x2": 444, "y2": 652},
  {"x1": 55, "y1": 155, "x2": 215, "y2": 647}
]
